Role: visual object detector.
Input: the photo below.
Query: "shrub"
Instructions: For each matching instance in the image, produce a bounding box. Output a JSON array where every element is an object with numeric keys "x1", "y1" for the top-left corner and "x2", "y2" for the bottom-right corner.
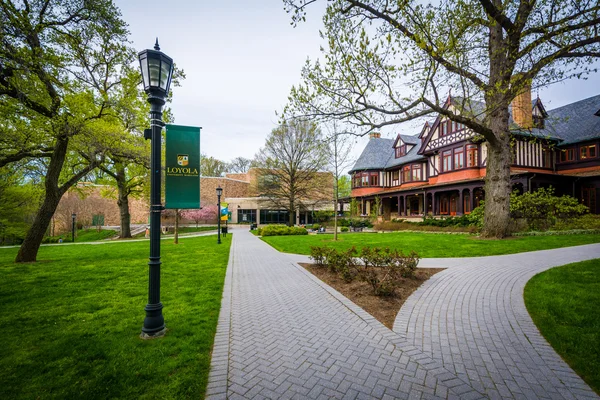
[
  {"x1": 358, "y1": 247, "x2": 421, "y2": 295},
  {"x1": 309, "y1": 246, "x2": 329, "y2": 267},
  {"x1": 552, "y1": 214, "x2": 600, "y2": 231},
  {"x1": 340, "y1": 227, "x2": 349, "y2": 232},
  {"x1": 311, "y1": 224, "x2": 320, "y2": 231},
  {"x1": 313, "y1": 210, "x2": 334, "y2": 223},
  {"x1": 257, "y1": 225, "x2": 308, "y2": 236}
]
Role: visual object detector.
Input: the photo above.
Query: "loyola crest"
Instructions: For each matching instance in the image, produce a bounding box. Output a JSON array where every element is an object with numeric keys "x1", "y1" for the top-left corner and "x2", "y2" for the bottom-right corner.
[{"x1": 177, "y1": 154, "x2": 189, "y2": 166}]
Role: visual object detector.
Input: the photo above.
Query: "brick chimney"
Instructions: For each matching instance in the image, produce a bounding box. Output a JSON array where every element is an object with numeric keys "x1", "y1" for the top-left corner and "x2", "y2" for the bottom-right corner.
[
  {"x1": 512, "y1": 80, "x2": 533, "y2": 128},
  {"x1": 369, "y1": 132, "x2": 381, "y2": 139}
]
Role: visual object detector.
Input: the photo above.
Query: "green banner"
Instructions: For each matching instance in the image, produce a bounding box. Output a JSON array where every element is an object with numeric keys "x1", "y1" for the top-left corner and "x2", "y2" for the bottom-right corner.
[{"x1": 165, "y1": 124, "x2": 201, "y2": 209}]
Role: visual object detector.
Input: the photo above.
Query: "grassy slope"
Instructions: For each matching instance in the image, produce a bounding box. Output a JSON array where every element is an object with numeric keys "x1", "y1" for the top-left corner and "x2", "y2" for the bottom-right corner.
[
  {"x1": 0, "y1": 235, "x2": 231, "y2": 399},
  {"x1": 261, "y1": 232, "x2": 600, "y2": 258},
  {"x1": 525, "y1": 259, "x2": 600, "y2": 394}
]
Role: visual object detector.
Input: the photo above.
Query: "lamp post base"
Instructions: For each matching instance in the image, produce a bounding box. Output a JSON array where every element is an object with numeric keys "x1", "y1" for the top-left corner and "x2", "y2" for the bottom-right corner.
[{"x1": 140, "y1": 327, "x2": 167, "y2": 340}]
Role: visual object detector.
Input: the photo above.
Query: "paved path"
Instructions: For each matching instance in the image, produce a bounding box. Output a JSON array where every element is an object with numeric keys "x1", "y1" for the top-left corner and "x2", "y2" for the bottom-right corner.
[
  {"x1": 207, "y1": 230, "x2": 599, "y2": 399},
  {"x1": 396, "y1": 244, "x2": 600, "y2": 399}
]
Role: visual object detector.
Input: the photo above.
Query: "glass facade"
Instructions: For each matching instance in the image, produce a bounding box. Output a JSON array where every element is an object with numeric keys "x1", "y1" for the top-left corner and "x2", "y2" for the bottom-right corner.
[
  {"x1": 237, "y1": 209, "x2": 257, "y2": 223},
  {"x1": 259, "y1": 209, "x2": 290, "y2": 224}
]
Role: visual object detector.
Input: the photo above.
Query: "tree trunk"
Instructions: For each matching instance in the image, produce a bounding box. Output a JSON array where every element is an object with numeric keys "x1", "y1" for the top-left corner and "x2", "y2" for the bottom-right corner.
[
  {"x1": 289, "y1": 199, "x2": 295, "y2": 226},
  {"x1": 16, "y1": 137, "x2": 69, "y2": 262},
  {"x1": 116, "y1": 168, "x2": 132, "y2": 238},
  {"x1": 174, "y1": 209, "x2": 179, "y2": 244},
  {"x1": 481, "y1": 110, "x2": 513, "y2": 238}
]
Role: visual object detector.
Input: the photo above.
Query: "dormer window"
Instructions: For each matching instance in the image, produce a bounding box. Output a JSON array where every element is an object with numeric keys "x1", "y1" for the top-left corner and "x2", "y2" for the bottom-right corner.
[{"x1": 395, "y1": 145, "x2": 407, "y2": 158}]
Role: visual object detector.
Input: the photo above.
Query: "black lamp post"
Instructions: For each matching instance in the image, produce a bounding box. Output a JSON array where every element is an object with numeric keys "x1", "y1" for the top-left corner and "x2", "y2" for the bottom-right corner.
[
  {"x1": 216, "y1": 186, "x2": 222, "y2": 244},
  {"x1": 138, "y1": 39, "x2": 174, "y2": 338},
  {"x1": 71, "y1": 213, "x2": 76, "y2": 243}
]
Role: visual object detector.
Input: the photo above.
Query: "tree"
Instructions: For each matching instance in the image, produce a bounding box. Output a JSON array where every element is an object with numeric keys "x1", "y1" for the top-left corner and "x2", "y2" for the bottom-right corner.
[
  {"x1": 1, "y1": 0, "x2": 132, "y2": 262},
  {"x1": 201, "y1": 155, "x2": 228, "y2": 177},
  {"x1": 337, "y1": 175, "x2": 351, "y2": 198},
  {"x1": 325, "y1": 123, "x2": 354, "y2": 240},
  {"x1": 181, "y1": 206, "x2": 218, "y2": 227},
  {"x1": 254, "y1": 120, "x2": 329, "y2": 226},
  {"x1": 227, "y1": 157, "x2": 252, "y2": 173},
  {"x1": 284, "y1": 0, "x2": 600, "y2": 238}
]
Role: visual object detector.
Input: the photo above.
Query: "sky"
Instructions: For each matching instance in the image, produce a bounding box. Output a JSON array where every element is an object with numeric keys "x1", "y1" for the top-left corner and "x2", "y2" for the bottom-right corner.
[{"x1": 117, "y1": 0, "x2": 600, "y2": 168}]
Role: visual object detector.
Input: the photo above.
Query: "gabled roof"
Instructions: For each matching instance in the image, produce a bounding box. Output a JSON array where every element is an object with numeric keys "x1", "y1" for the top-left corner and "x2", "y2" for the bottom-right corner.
[
  {"x1": 349, "y1": 138, "x2": 395, "y2": 173},
  {"x1": 543, "y1": 94, "x2": 600, "y2": 145},
  {"x1": 392, "y1": 133, "x2": 419, "y2": 148},
  {"x1": 385, "y1": 139, "x2": 425, "y2": 169},
  {"x1": 349, "y1": 136, "x2": 425, "y2": 174}
]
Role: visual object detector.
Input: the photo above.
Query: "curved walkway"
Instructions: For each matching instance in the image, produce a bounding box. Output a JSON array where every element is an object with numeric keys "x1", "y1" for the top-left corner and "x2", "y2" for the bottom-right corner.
[
  {"x1": 395, "y1": 244, "x2": 600, "y2": 399},
  {"x1": 207, "y1": 229, "x2": 599, "y2": 399}
]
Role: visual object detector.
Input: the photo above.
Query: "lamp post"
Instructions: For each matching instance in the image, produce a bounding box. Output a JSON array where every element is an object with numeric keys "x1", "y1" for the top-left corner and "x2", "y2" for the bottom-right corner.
[
  {"x1": 138, "y1": 39, "x2": 174, "y2": 338},
  {"x1": 71, "y1": 213, "x2": 76, "y2": 243},
  {"x1": 216, "y1": 186, "x2": 222, "y2": 244}
]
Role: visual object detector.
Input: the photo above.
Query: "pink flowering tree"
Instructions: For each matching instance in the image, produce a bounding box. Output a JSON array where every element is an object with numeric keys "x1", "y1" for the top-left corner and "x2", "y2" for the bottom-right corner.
[{"x1": 181, "y1": 205, "x2": 218, "y2": 227}]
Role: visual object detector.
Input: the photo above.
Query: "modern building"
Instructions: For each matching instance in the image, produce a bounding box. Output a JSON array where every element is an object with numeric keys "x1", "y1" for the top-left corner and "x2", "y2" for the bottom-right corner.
[
  {"x1": 217, "y1": 168, "x2": 333, "y2": 225},
  {"x1": 349, "y1": 92, "x2": 600, "y2": 218}
]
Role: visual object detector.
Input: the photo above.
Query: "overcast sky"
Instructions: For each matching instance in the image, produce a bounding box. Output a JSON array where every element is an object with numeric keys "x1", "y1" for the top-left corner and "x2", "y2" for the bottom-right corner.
[{"x1": 117, "y1": 0, "x2": 600, "y2": 167}]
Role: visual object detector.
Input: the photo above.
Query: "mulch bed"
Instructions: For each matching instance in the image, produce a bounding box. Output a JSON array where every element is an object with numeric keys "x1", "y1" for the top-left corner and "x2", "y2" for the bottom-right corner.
[{"x1": 299, "y1": 263, "x2": 444, "y2": 329}]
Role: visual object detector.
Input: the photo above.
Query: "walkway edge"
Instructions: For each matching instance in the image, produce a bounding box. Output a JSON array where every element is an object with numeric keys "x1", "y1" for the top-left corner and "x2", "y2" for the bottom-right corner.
[
  {"x1": 205, "y1": 233, "x2": 235, "y2": 400},
  {"x1": 290, "y1": 260, "x2": 487, "y2": 399}
]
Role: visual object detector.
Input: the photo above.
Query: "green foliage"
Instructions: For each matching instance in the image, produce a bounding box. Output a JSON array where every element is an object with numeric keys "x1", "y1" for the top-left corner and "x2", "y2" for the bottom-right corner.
[
  {"x1": 313, "y1": 210, "x2": 334, "y2": 223},
  {"x1": 309, "y1": 245, "x2": 420, "y2": 294},
  {"x1": 337, "y1": 175, "x2": 352, "y2": 198},
  {"x1": 341, "y1": 227, "x2": 349, "y2": 232},
  {"x1": 469, "y1": 188, "x2": 589, "y2": 231},
  {"x1": 311, "y1": 223, "x2": 321, "y2": 231},
  {"x1": 0, "y1": 176, "x2": 43, "y2": 245},
  {"x1": 350, "y1": 198, "x2": 359, "y2": 217},
  {"x1": 510, "y1": 187, "x2": 588, "y2": 230},
  {"x1": 257, "y1": 225, "x2": 308, "y2": 236},
  {"x1": 553, "y1": 214, "x2": 600, "y2": 231},
  {"x1": 525, "y1": 259, "x2": 600, "y2": 394},
  {"x1": 420, "y1": 215, "x2": 474, "y2": 227},
  {"x1": 42, "y1": 229, "x2": 117, "y2": 244},
  {"x1": 0, "y1": 235, "x2": 231, "y2": 399},
  {"x1": 371, "y1": 196, "x2": 382, "y2": 217}
]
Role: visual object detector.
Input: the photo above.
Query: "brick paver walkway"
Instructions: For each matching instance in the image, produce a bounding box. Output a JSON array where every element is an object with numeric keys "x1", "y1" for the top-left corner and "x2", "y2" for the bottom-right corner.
[
  {"x1": 207, "y1": 230, "x2": 599, "y2": 399},
  {"x1": 396, "y1": 244, "x2": 600, "y2": 399}
]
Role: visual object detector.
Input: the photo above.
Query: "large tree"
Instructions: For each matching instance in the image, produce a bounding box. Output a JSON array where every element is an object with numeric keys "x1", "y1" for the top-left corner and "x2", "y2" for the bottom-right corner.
[
  {"x1": 227, "y1": 156, "x2": 252, "y2": 174},
  {"x1": 201, "y1": 155, "x2": 228, "y2": 177},
  {"x1": 284, "y1": 0, "x2": 600, "y2": 238},
  {"x1": 255, "y1": 120, "x2": 329, "y2": 226},
  {"x1": 0, "y1": 0, "x2": 132, "y2": 261}
]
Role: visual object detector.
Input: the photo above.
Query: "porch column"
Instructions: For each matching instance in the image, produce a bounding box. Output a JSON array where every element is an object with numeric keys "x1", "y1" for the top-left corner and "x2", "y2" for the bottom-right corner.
[
  {"x1": 397, "y1": 195, "x2": 401, "y2": 217},
  {"x1": 423, "y1": 193, "x2": 428, "y2": 216},
  {"x1": 458, "y1": 190, "x2": 464, "y2": 215},
  {"x1": 403, "y1": 195, "x2": 408, "y2": 216},
  {"x1": 432, "y1": 192, "x2": 437, "y2": 215},
  {"x1": 465, "y1": 188, "x2": 471, "y2": 213}
]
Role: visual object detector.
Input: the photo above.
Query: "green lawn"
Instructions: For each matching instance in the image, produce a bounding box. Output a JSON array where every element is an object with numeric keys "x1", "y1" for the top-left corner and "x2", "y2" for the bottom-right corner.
[
  {"x1": 0, "y1": 234, "x2": 231, "y2": 399},
  {"x1": 525, "y1": 259, "x2": 600, "y2": 394},
  {"x1": 43, "y1": 228, "x2": 118, "y2": 243},
  {"x1": 261, "y1": 232, "x2": 600, "y2": 258}
]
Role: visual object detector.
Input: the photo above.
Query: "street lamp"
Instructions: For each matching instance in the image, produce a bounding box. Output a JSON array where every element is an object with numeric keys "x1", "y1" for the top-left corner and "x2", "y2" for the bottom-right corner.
[
  {"x1": 216, "y1": 186, "x2": 223, "y2": 245},
  {"x1": 138, "y1": 39, "x2": 174, "y2": 339},
  {"x1": 71, "y1": 213, "x2": 76, "y2": 243}
]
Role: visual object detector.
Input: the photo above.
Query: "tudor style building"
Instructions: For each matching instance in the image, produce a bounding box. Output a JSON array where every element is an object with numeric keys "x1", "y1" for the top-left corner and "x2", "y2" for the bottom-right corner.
[{"x1": 349, "y1": 92, "x2": 600, "y2": 218}]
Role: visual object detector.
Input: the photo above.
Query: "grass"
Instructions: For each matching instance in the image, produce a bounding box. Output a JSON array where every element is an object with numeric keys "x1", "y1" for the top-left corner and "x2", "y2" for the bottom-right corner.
[
  {"x1": 261, "y1": 231, "x2": 600, "y2": 258},
  {"x1": 41, "y1": 228, "x2": 118, "y2": 243},
  {"x1": 0, "y1": 234, "x2": 231, "y2": 399},
  {"x1": 525, "y1": 259, "x2": 600, "y2": 394},
  {"x1": 132, "y1": 226, "x2": 217, "y2": 238}
]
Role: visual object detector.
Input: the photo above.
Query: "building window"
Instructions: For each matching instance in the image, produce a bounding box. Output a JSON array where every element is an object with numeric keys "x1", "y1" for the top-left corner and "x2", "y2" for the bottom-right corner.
[
  {"x1": 542, "y1": 147, "x2": 552, "y2": 168},
  {"x1": 238, "y1": 209, "x2": 257, "y2": 223},
  {"x1": 412, "y1": 164, "x2": 422, "y2": 181},
  {"x1": 353, "y1": 173, "x2": 361, "y2": 188},
  {"x1": 440, "y1": 121, "x2": 448, "y2": 136},
  {"x1": 463, "y1": 194, "x2": 471, "y2": 214},
  {"x1": 442, "y1": 150, "x2": 452, "y2": 172},
  {"x1": 259, "y1": 209, "x2": 289, "y2": 224},
  {"x1": 582, "y1": 187, "x2": 597, "y2": 214},
  {"x1": 581, "y1": 145, "x2": 597, "y2": 159},
  {"x1": 369, "y1": 173, "x2": 379, "y2": 186},
  {"x1": 559, "y1": 148, "x2": 575, "y2": 162},
  {"x1": 466, "y1": 145, "x2": 478, "y2": 167},
  {"x1": 454, "y1": 147, "x2": 464, "y2": 169},
  {"x1": 440, "y1": 196, "x2": 449, "y2": 214},
  {"x1": 392, "y1": 170, "x2": 399, "y2": 181},
  {"x1": 395, "y1": 144, "x2": 407, "y2": 158},
  {"x1": 402, "y1": 166, "x2": 411, "y2": 183}
]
